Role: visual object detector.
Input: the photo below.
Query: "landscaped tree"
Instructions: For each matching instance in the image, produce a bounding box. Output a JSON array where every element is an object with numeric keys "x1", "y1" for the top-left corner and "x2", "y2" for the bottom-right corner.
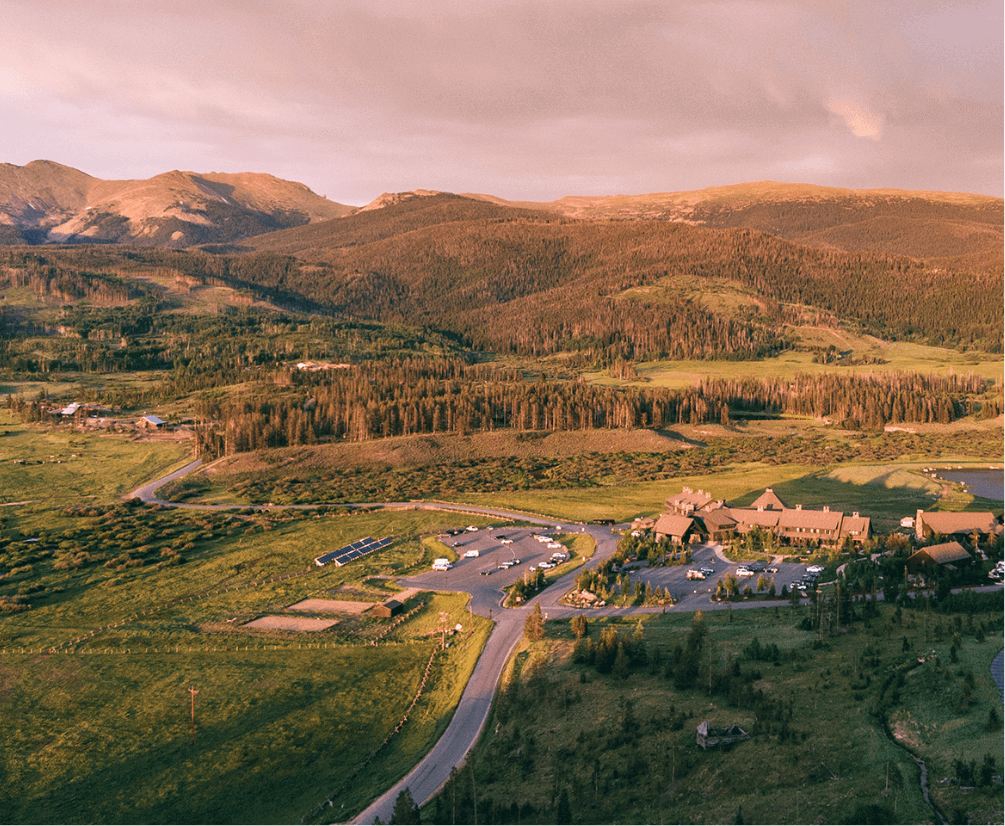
[
  {"x1": 524, "y1": 602, "x2": 545, "y2": 642},
  {"x1": 571, "y1": 614, "x2": 588, "y2": 639}
]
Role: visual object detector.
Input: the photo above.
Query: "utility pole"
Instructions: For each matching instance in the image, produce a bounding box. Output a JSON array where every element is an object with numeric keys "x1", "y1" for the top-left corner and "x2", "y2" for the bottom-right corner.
[{"x1": 188, "y1": 687, "x2": 199, "y2": 746}]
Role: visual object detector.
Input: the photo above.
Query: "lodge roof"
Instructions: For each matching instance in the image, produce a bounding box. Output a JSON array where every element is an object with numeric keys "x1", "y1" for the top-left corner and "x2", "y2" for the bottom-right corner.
[
  {"x1": 909, "y1": 541, "x2": 971, "y2": 565},
  {"x1": 919, "y1": 511, "x2": 997, "y2": 536},
  {"x1": 654, "y1": 514, "x2": 695, "y2": 538},
  {"x1": 750, "y1": 488, "x2": 789, "y2": 511}
]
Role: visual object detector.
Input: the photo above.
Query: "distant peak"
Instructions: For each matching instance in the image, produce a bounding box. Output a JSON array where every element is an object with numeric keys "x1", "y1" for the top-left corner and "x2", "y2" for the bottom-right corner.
[{"x1": 360, "y1": 190, "x2": 448, "y2": 212}]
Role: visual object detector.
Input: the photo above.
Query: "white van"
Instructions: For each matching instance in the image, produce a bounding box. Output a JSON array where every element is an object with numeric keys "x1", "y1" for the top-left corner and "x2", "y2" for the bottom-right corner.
[
  {"x1": 432, "y1": 558, "x2": 452, "y2": 571},
  {"x1": 464, "y1": 549, "x2": 480, "y2": 558}
]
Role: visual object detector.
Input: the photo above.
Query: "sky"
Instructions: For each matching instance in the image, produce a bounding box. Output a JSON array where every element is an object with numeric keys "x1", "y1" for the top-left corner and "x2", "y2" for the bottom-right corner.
[{"x1": 2, "y1": 0, "x2": 1001, "y2": 205}]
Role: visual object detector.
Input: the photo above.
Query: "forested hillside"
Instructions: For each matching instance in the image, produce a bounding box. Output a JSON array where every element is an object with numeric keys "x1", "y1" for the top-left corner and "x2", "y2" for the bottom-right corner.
[
  {"x1": 482, "y1": 183, "x2": 1004, "y2": 274},
  {"x1": 246, "y1": 196, "x2": 1003, "y2": 355}
]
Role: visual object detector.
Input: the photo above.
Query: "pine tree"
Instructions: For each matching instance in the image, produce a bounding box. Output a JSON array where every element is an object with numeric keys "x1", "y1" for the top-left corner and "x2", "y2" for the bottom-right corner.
[
  {"x1": 524, "y1": 602, "x2": 545, "y2": 642},
  {"x1": 390, "y1": 787, "x2": 420, "y2": 824}
]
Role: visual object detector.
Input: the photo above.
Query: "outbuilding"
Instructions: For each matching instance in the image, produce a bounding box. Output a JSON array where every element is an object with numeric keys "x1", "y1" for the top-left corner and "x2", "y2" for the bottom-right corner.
[{"x1": 372, "y1": 599, "x2": 404, "y2": 619}]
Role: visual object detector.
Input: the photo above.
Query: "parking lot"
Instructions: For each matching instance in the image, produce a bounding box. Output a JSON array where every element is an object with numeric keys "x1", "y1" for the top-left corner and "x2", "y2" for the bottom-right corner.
[
  {"x1": 623, "y1": 543, "x2": 826, "y2": 608},
  {"x1": 402, "y1": 523, "x2": 590, "y2": 615}
]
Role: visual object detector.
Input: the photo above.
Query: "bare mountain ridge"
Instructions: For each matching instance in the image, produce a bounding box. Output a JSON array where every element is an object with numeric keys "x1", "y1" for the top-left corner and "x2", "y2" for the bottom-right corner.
[
  {"x1": 0, "y1": 160, "x2": 354, "y2": 247},
  {"x1": 464, "y1": 182, "x2": 1004, "y2": 271}
]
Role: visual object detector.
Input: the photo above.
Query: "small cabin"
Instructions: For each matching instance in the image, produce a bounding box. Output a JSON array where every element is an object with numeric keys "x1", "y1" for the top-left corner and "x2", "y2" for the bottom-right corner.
[{"x1": 696, "y1": 720, "x2": 749, "y2": 749}]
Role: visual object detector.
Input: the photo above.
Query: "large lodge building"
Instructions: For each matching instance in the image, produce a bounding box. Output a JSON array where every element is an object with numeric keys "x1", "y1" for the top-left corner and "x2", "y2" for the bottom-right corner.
[
  {"x1": 653, "y1": 486, "x2": 1002, "y2": 549},
  {"x1": 654, "y1": 487, "x2": 871, "y2": 548}
]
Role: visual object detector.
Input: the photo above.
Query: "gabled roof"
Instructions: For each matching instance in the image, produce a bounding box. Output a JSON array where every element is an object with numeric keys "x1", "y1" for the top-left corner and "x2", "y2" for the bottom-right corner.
[
  {"x1": 700, "y1": 509, "x2": 736, "y2": 530},
  {"x1": 909, "y1": 541, "x2": 971, "y2": 565},
  {"x1": 842, "y1": 514, "x2": 871, "y2": 536},
  {"x1": 919, "y1": 511, "x2": 997, "y2": 536},
  {"x1": 140, "y1": 414, "x2": 166, "y2": 425},
  {"x1": 654, "y1": 514, "x2": 695, "y2": 538},
  {"x1": 750, "y1": 488, "x2": 789, "y2": 511},
  {"x1": 778, "y1": 508, "x2": 843, "y2": 532},
  {"x1": 665, "y1": 487, "x2": 713, "y2": 512},
  {"x1": 728, "y1": 509, "x2": 781, "y2": 529}
]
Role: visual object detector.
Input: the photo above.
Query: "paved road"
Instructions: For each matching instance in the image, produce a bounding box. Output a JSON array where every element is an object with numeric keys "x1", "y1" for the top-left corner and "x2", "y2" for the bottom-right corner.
[{"x1": 129, "y1": 460, "x2": 1005, "y2": 824}]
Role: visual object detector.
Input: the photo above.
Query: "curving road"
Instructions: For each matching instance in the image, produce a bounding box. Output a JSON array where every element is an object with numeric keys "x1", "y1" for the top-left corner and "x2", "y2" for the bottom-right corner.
[
  {"x1": 128, "y1": 460, "x2": 1005, "y2": 825},
  {"x1": 130, "y1": 459, "x2": 625, "y2": 824}
]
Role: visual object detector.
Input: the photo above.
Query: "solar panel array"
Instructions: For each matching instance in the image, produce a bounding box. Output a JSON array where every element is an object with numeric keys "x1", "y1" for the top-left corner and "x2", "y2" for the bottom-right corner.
[{"x1": 314, "y1": 536, "x2": 392, "y2": 567}]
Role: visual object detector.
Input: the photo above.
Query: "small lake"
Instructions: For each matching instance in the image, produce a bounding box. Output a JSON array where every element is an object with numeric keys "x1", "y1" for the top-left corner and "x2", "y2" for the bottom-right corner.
[{"x1": 935, "y1": 468, "x2": 1004, "y2": 503}]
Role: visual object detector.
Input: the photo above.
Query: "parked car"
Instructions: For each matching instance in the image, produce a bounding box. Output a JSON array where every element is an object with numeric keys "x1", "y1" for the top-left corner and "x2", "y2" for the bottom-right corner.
[
  {"x1": 464, "y1": 550, "x2": 480, "y2": 558},
  {"x1": 700, "y1": 567, "x2": 714, "y2": 575},
  {"x1": 736, "y1": 567, "x2": 754, "y2": 577},
  {"x1": 479, "y1": 569, "x2": 493, "y2": 576},
  {"x1": 686, "y1": 569, "x2": 706, "y2": 580},
  {"x1": 767, "y1": 566, "x2": 779, "y2": 573},
  {"x1": 806, "y1": 565, "x2": 825, "y2": 573}
]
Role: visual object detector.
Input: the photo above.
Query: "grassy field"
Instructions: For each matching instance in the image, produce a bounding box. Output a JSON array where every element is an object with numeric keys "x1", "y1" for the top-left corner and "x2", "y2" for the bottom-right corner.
[
  {"x1": 0, "y1": 410, "x2": 192, "y2": 505},
  {"x1": 454, "y1": 461, "x2": 982, "y2": 530},
  {"x1": 582, "y1": 333, "x2": 1004, "y2": 389},
  {"x1": 0, "y1": 504, "x2": 496, "y2": 823},
  {"x1": 424, "y1": 601, "x2": 1003, "y2": 825}
]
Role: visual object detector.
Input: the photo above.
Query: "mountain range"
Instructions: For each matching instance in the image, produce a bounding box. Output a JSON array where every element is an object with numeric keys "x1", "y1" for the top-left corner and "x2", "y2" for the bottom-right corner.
[
  {"x1": 1, "y1": 161, "x2": 1001, "y2": 273},
  {"x1": 0, "y1": 160, "x2": 354, "y2": 247}
]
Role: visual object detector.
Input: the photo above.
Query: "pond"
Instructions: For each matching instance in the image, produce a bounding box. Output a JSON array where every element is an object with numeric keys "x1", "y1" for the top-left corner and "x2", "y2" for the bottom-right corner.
[{"x1": 934, "y1": 468, "x2": 1004, "y2": 503}]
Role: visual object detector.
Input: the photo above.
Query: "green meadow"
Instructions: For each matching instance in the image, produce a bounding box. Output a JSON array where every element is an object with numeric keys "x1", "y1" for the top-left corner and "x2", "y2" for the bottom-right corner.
[
  {"x1": 455, "y1": 461, "x2": 986, "y2": 530},
  {"x1": 583, "y1": 334, "x2": 1004, "y2": 390},
  {"x1": 0, "y1": 410, "x2": 192, "y2": 505},
  {"x1": 0, "y1": 500, "x2": 495, "y2": 824}
]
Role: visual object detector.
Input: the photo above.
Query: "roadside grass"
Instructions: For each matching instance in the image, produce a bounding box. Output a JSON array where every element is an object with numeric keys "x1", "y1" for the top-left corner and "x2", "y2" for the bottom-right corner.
[
  {"x1": 421, "y1": 536, "x2": 457, "y2": 565},
  {"x1": 0, "y1": 505, "x2": 495, "y2": 824},
  {"x1": 0, "y1": 410, "x2": 192, "y2": 504},
  {"x1": 426, "y1": 603, "x2": 1002, "y2": 825},
  {"x1": 324, "y1": 592, "x2": 494, "y2": 821}
]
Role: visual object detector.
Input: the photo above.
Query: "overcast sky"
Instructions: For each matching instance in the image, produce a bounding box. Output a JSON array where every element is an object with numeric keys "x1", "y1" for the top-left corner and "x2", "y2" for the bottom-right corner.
[{"x1": 2, "y1": 0, "x2": 1001, "y2": 205}]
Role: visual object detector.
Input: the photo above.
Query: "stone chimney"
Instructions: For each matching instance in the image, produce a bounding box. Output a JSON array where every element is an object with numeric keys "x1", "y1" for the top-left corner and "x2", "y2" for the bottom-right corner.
[{"x1": 796, "y1": 504, "x2": 802, "y2": 510}]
